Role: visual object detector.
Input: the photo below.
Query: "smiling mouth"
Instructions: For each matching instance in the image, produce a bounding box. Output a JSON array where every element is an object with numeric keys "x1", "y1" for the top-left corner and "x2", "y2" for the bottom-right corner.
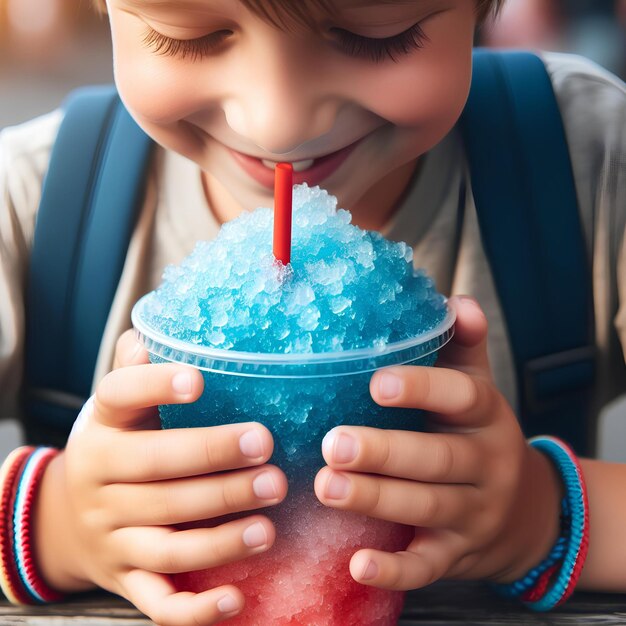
[{"x1": 229, "y1": 138, "x2": 364, "y2": 189}]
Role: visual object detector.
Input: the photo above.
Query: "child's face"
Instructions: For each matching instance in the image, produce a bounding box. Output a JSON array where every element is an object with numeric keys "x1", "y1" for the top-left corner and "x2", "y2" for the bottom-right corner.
[{"x1": 106, "y1": 1, "x2": 476, "y2": 218}]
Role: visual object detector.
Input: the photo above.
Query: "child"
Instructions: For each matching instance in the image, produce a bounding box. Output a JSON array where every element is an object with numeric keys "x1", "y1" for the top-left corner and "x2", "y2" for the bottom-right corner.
[{"x1": 1, "y1": 0, "x2": 625, "y2": 624}]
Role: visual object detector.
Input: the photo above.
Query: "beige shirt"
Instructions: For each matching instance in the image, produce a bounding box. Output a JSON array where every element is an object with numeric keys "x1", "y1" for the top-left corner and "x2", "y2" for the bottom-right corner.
[{"x1": 1, "y1": 52, "x2": 625, "y2": 452}]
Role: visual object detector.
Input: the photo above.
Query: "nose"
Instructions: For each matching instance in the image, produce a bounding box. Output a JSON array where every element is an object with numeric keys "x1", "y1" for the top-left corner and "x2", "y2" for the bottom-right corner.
[{"x1": 222, "y1": 39, "x2": 340, "y2": 155}]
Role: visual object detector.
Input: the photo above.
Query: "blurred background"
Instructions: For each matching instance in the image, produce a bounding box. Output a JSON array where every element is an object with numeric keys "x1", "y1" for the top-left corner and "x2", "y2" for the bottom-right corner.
[
  {"x1": 480, "y1": 0, "x2": 626, "y2": 76},
  {"x1": 0, "y1": 2, "x2": 625, "y2": 459},
  {"x1": 0, "y1": 0, "x2": 112, "y2": 129}
]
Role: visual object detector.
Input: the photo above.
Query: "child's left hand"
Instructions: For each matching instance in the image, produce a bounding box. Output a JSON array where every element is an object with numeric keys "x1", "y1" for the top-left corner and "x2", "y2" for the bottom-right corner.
[{"x1": 314, "y1": 296, "x2": 564, "y2": 590}]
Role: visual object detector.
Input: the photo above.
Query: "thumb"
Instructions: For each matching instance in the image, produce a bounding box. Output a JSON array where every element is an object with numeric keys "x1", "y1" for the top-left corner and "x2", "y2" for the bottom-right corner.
[
  {"x1": 113, "y1": 328, "x2": 150, "y2": 370},
  {"x1": 436, "y1": 295, "x2": 490, "y2": 376}
]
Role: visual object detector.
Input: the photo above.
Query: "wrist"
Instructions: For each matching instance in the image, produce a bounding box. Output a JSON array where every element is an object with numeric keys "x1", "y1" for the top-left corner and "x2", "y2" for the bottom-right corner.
[
  {"x1": 492, "y1": 436, "x2": 590, "y2": 611},
  {"x1": 494, "y1": 444, "x2": 565, "y2": 584},
  {"x1": 34, "y1": 452, "x2": 95, "y2": 593}
]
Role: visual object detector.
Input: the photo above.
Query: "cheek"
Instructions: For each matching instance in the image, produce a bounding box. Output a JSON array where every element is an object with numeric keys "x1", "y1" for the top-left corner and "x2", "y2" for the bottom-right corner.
[
  {"x1": 351, "y1": 9, "x2": 475, "y2": 136},
  {"x1": 109, "y1": 12, "x2": 209, "y2": 125},
  {"x1": 366, "y1": 59, "x2": 471, "y2": 137}
]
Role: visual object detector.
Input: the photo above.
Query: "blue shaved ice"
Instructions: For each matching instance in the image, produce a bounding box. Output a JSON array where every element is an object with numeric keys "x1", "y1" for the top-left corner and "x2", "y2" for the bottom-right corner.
[{"x1": 141, "y1": 184, "x2": 447, "y2": 353}]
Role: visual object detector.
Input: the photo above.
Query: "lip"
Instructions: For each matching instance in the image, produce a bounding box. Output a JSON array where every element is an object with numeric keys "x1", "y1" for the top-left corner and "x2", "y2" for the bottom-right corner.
[{"x1": 228, "y1": 139, "x2": 363, "y2": 189}]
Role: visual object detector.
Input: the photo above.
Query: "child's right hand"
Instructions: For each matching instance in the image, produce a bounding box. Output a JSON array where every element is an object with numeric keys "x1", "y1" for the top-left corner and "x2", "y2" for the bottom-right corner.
[{"x1": 35, "y1": 330, "x2": 288, "y2": 626}]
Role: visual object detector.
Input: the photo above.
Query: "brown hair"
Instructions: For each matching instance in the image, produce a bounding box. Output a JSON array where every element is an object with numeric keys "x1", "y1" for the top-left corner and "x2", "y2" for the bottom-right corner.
[{"x1": 93, "y1": 0, "x2": 505, "y2": 24}]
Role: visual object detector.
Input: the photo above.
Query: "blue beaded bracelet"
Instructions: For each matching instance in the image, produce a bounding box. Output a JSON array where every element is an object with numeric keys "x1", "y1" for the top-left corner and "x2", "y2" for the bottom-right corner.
[
  {"x1": 493, "y1": 498, "x2": 569, "y2": 599},
  {"x1": 491, "y1": 436, "x2": 589, "y2": 611}
]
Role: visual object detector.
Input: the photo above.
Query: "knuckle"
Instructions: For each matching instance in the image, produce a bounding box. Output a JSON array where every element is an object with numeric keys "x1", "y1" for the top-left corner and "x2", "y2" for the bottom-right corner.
[
  {"x1": 190, "y1": 606, "x2": 210, "y2": 626},
  {"x1": 203, "y1": 435, "x2": 225, "y2": 471},
  {"x1": 125, "y1": 438, "x2": 151, "y2": 481},
  {"x1": 156, "y1": 541, "x2": 183, "y2": 573},
  {"x1": 82, "y1": 505, "x2": 113, "y2": 535},
  {"x1": 387, "y1": 557, "x2": 406, "y2": 590},
  {"x1": 208, "y1": 532, "x2": 233, "y2": 564},
  {"x1": 363, "y1": 480, "x2": 383, "y2": 516},
  {"x1": 156, "y1": 608, "x2": 188, "y2": 626},
  {"x1": 220, "y1": 478, "x2": 243, "y2": 512},
  {"x1": 158, "y1": 484, "x2": 176, "y2": 523},
  {"x1": 456, "y1": 372, "x2": 480, "y2": 412},
  {"x1": 449, "y1": 550, "x2": 475, "y2": 578},
  {"x1": 66, "y1": 435, "x2": 104, "y2": 483},
  {"x1": 92, "y1": 486, "x2": 119, "y2": 525},
  {"x1": 416, "y1": 489, "x2": 439, "y2": 525},
  {"x1": 414, "y1": 368, "x2": 433, "y2": 402},
  {"x1": 134, "y1": 365, "x2": 160, "y2": 396},
  {"x1": 372, "y1": 431, "x2": 393, "y2": 473},
  {"x1": 431, "y1": 438, "x2": 455, "y2": 482},
  {"x1": 421, "y1": 557, "x2": 439, "y2": 587},
  {"x1": 483, "y1": 382, "x2": 504, "y2": 422},
  {"x1": 140, "y1": 435, "x2": 165, "y2": 478}
]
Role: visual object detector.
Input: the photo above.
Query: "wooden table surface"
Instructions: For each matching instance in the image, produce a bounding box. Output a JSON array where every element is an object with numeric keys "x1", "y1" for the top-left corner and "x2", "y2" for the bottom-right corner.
[{"x1": 2, "y1": 582, "x2": 626, "y2": 625}]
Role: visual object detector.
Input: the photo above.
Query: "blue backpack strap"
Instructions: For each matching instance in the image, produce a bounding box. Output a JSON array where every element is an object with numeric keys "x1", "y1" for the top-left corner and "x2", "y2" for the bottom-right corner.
[
  {"x1": 24, "y1": 86, "x2": 153, "y2": 446},
  {"x1": 459, "y1": 50, "x2": 595, "y2": 455}
]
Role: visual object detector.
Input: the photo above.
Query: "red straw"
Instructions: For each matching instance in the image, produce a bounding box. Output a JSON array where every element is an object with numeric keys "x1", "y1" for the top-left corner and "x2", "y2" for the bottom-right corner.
[{"x1": 273, "y1": 162, "x2": 293, "y2": 265}]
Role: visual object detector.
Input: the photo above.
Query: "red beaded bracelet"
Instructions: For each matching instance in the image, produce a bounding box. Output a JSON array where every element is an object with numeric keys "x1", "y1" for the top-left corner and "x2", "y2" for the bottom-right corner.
[
  {"x1": 0, "y1": 447, "x2": 65, "y2": 604},
  {"x1": 0, "y1": 447, "x2": 35, "y2": 604}
]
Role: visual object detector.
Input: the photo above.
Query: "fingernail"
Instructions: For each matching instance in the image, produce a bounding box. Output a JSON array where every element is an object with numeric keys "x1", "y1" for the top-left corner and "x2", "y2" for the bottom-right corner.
[
  {"x1": 457, "y1": 295, "x2": 477, "y2": 304},
  {"x1": 240, "y1": 429, "x2": 265, "y2": 459},
  {"x1": 243, "y1": 522, "x2": 268, "y2": 548},
  {"x1": 217, "y1": 593, "x2": 240, "y2": 614},
  {"x1": 457, "y1": 295, "x2": 481, "y2": 311},
  {"x1": 378, "y1": 371, "x2": 402, "y2": 399},
  {"x1": 171, "y1": 372, "x2": 192, "y2": 395},
  {"x1": 323, "y1": 430, "x2": 358, "y2": 464},
  {"x1": 253, "y1": 472, "x2": 279, "y2": 499},
  {"x1": 360, "y1": 559, "x2": 378, "y2": 581},
  {"x1": 325, "y1": 473, "x2": 350, "y2": 499}
]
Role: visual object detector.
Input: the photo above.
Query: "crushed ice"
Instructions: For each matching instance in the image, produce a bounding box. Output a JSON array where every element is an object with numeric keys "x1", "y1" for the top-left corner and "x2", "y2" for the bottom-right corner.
[{"x1": 143, "y1": 184, "x2": 446, "y2": 352}]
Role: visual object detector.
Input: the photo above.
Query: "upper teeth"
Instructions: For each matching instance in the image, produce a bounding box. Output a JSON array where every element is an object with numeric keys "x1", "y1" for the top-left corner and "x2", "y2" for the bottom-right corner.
[{"x1": 262, "y1": 158, "x2": 315, "y2": 172}]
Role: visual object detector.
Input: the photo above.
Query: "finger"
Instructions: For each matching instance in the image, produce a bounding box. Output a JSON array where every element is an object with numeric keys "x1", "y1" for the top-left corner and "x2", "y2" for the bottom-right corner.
[
  {"x1": 349, "y1": 530, "x2": 462, "y2": 591},
  {"x1": 321, "y1": 426, "x2": 482, "y2": 484},
  {"x1": 102, "y1": 466, "x2": 288, "y2": 527},
  {"x1": 435, "y1": 295, "x2": 490, "y2": 375},
  {"x1": 105, "y1": 423, "x2": 274, "y2": 482},
  {"x1": 94, "y1": 363, "x2": 204, "y2": 429},
  {"x1": 113, "y1": 329, "x2": 150, "y2": 370},
  {"x1": 115, "y1": 515, "x2": 275, "y2": 573},
  {"x1": 370, "y1": 364, "x2": 495, "y2": 428},
  {"x1": 122, "y1": 569, "x2": 244, "y2": 626},
  {"x1": 314, "y1": 467, "x2": 475, "y2": 528}
]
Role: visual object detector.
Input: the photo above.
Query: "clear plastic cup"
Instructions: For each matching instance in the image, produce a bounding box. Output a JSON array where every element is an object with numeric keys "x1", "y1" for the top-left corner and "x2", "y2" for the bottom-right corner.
[{"x1": 132, "y1": 295, "x2": 455, "y2": 626}]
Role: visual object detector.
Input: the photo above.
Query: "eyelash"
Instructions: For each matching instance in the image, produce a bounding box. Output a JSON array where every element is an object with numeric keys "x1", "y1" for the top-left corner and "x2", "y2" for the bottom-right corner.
[
  {"x1": 142, "y1": 28, "x2": 232, "y2": 61},
  {"x1": 143, "y1": 22, "x2": 428, "y2": 64},
  {"x1": 331, "y1": 23, "x2": 428, "y2": 63}
]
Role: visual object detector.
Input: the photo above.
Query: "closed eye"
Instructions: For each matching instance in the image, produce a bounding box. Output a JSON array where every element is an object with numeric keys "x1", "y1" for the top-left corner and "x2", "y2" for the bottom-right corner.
[
  {"x1": 330, "y1": 22, "x2": 429, "y2": 63},
  {"x1": 142, "y1": 27, "x2": 233, "y2": 61}
]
